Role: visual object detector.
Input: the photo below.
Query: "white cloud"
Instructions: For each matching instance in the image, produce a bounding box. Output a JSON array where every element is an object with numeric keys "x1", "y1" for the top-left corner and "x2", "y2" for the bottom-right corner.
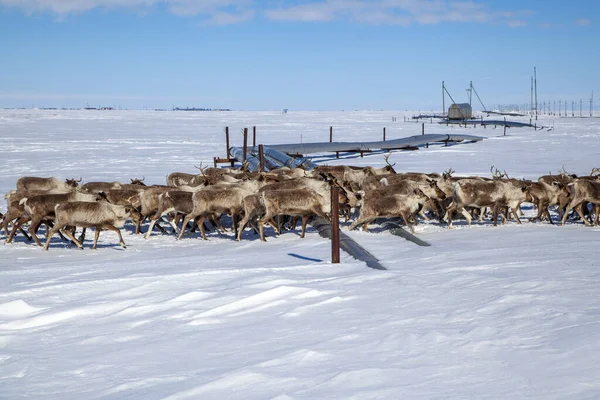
[
  {"x1": 0, "y1": 0, "x2": 253, "y2": 18},
  {"x1": 204, "y1": 9, "x2": 254, "y2": 25},
  {"x1": 0, "y1": 0, "x2": 533, "y2": 27},
  {"x1": 264, "y1": 0, "x2": 530, "y2": 26},
  {"x1": 507, "y1": 19, "x2": 527, "y2": 28},
  {"x1": 574, "y1": 18, "x2": 591, "y2": 26}
]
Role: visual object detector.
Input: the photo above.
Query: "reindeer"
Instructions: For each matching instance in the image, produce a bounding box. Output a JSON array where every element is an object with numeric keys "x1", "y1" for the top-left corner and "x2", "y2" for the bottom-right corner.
[
  {"x1": 348, "y1": 187, "x2": 430, "y2": 232},
  {"x1": 178, "y1": 180, "x2": 263, "y2": 240},
  {"x1": 16, "y1": 177, "x2": 81, "y2": 193},
  {"x1": 166, "y1": 172, "x2": 205, "y2": 187},
  {"x1": 561, "y1": 177, "x2": 600, "y2": 226},
  {"x1": 11, "y1": 191, "x2": 104, "y2": 246},
  {"x1": 446, "y1": 177, "x2": 531, "y2": 228},
  {"x1": 44, "y1": 202, "x2": 140, "y2": 250},
  {"x1": 258, "y1": 188, "x2": 331, "y2": 241}
]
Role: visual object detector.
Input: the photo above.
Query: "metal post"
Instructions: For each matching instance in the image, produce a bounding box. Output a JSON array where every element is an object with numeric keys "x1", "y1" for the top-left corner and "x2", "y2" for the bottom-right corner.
[
  {"x1": 383, "y1": 127, "x2": 386, "y2": 141},
  {"x1": 253, "y1": 126, "x2": 256, "y2": 147},
  {"x1": 422, "y1": 123, "x2": 425, "y2": 135},
  {"x1": 258, "y1": 144, "x2": 264, "y2": 172},
  {"x1": 242, "y1": 128, "x2": 248, "y2": 163},
  {"x1": 330, "y1": 185, "x2": 340, "y2": 264},
  {"x1": 329, "y1": 126, "x2": 333, "y2": 143}
]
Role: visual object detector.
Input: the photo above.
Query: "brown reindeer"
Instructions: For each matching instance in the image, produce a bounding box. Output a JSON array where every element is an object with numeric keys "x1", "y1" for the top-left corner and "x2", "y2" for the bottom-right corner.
[
  {"x1": 44, "y1": 202, "x2": 140, "y2": 250},
  {"x1": 17, "y1": 176, "x2": 81, "y2": 193}
]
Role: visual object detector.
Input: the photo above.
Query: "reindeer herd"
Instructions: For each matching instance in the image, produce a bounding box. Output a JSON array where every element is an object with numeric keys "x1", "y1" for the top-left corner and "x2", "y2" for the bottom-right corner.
[{"x1": 2, "y1": 160, "x2": 600, "y2": 250}]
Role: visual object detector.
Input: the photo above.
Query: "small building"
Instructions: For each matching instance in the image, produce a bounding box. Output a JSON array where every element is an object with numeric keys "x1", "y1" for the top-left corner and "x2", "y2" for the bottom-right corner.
[{"x1": 447, "y1": 103, "x2": 472, "y2": 120}]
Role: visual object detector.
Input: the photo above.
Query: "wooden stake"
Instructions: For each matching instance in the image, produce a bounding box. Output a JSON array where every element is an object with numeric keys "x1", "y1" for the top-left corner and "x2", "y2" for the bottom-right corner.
[
  {"x1": 329, "y1": 126, "x2": 333, "y2": 143},
  {"x1": 330, "y1": 185, "x2": 340, "y2": 264},
  {"x1": 258, "y1": 144, "x2": 264, "y2": 172},
  {"x1": 225, "y1": 127, "x2": 230, "y2": 158},
  {"x1": 253, "y1": 126, "x2": 256, "y2": 147},
  {"x1": 383, "y1": 127, "x2": 386, "y2": 141},
  {"x1": 242, "y1": 127, "x2": 248, "y2": 163}
]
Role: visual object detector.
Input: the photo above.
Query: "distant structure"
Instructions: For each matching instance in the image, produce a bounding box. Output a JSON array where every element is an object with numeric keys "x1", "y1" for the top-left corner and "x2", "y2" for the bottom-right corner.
[
  {"x1": 173, "y1": 107, "x2": 231, "y2": 111},
  {"x1": 442, "y1": 81, "x2": 473, "y2": 119},
  {"x1": 447, "y1": 103, "x2": 473, "y2": 120},
  {"x1": 282, "y1": 108, "x2": 289, "y2": 114}
]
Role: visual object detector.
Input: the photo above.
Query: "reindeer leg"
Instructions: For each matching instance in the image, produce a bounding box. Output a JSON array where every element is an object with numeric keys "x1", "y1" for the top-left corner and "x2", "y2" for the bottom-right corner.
[
  {"x1": 61, "y1": 228, "x2": 84, "y2": 249},
  {"x1": 198, "y1": 216, "x2": 208, "y2": 240},
  {"x1": 491, "y1": 204, "x2": 501, "y2": 227},
  {"x1": 6, "y1": 215, "x2": 29, "y2": 244},
  {"x1": 561, "y1": 200, "x2": 579, "y2": 226},
  {"x1": 300, "y1": 216, "x2": 309, "y2": 238},
  {"x1": 259, "y1": 212, "x2": 275, "y2": 242},
  {"x1": 78, "y1": 227, "x2": 87, "y2": 244},
  {"x1": 92, "y1": 228, "x2": 101, "y2": 250},
  {"x1": 574, "y1": 204, "x2": 591, "y2": 226},
  {"x1": 105, "y1": 225, "x2": 127, "y2": 248},
  {"x1": 44, "y1": 224, "x2": 64, "y2": 251},
  {"x1": 177, "y1": 213, "x2": 195, "y2": 240}
]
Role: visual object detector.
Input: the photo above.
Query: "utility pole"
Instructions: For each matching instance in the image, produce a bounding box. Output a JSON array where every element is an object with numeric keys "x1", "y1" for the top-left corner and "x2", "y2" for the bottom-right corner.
[
  {"x1": 442, "y1": 81, "x2": 445, "y2": 115},
  {"x1": 534, "y1": 67, "x2": 538, "y2": 120},
  {"x1": 530, "y1": 76, "x2": 534, "y2": 115}
]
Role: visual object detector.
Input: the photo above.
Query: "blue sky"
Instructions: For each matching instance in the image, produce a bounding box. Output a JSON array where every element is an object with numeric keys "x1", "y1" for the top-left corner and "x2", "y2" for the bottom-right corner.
[{"x1": 0, "y1": 0, "x2": 598, "y2": 111}]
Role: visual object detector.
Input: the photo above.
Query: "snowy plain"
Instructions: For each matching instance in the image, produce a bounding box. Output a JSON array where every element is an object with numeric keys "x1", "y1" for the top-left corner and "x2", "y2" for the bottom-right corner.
[{"x1": 1, "y1": 109, "x2": 600, "y2": 399}]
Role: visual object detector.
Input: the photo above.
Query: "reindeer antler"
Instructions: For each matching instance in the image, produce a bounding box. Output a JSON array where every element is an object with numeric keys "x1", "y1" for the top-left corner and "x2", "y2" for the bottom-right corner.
[
  {"x1": 558, "y1": 165, "x2": 568, "y2": 177},
  {"x1": 384, "y1": 153, "x2": 396, "y2": 168},
  {"x1": 590, "y1": 167, "x2": 600, "y2": 176},
  {"x1": 443, "y1": 168, "x2": 455, "y2": 179},
  {"x1": 241, "y1": 160, "x2": 250, "y2": 172},
  {"x1": 194, "y1": 162, "x2": 207, "y2": 176},
  {"x1": 490, "y1": 165, "x2": 505, "y2": 180}
]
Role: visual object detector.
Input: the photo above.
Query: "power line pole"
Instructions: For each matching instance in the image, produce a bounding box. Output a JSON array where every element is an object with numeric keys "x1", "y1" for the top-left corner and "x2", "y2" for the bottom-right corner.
[
  {"x1": 530, "y1": 76, "x2": 534, "y2": 115},
  {"x1": 442, "y1": 81, "x2": 445, "y2": 115},
  {"x1": 534, "y1": 67, "x2": 538, "y2": 120}
]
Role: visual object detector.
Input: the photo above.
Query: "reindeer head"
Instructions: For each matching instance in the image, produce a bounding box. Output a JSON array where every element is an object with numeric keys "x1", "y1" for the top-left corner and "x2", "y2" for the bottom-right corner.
[
  {"x1": 442, "y1": 168, "x2": 455, "y2": 180},
  {"x1": 194, "y1": 162, "x2": 208, "y2": 177},
  {"x1": 490, "y1": 166, "x2": 508, "y2": 180},
  {"x1": 383, "y1": 153, "x2": 397, "y2": 173},
  {"x1": 427, "y1": 178, "x2": 447, "y2": 199},
  {"x1": 66, "y1": 177, "x2": 82, "y2": 187},
  {"x1": 130, "y1": 177, "x2": 146, "y2": 186}
]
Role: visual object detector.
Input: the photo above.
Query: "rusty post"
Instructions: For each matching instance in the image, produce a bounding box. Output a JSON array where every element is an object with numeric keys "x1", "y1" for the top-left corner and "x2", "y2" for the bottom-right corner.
[
  {"x1": 330, "y1": 184, "x2": 340, "y2": 264},
  {"x1": 258, "y1": 144, "x2": 264, "y2": 172},
  {"x1": 383, "y1": 127, "x2": 386, "y2": 141},
  {"x1": 225, "y1": 127, "x2": 230, "y2": 158},
  {"x1": 242, "y1": 127, "x2": 248, "y2": 163},
  {"x1": 213, "y1": 157, "x2": 217, "y2": 168},
  {"x1": 253, "y1": 126, "x2": 256, "y2": 147},
  {"x1": 329, "y1": 126, "x2": 333, "y2": 143}
]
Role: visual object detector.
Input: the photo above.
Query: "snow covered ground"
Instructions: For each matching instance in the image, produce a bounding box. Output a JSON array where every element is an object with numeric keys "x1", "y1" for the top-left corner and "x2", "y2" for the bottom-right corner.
[{"x1": 1, "y1": 109, "x2": 600, "y2": 399}]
